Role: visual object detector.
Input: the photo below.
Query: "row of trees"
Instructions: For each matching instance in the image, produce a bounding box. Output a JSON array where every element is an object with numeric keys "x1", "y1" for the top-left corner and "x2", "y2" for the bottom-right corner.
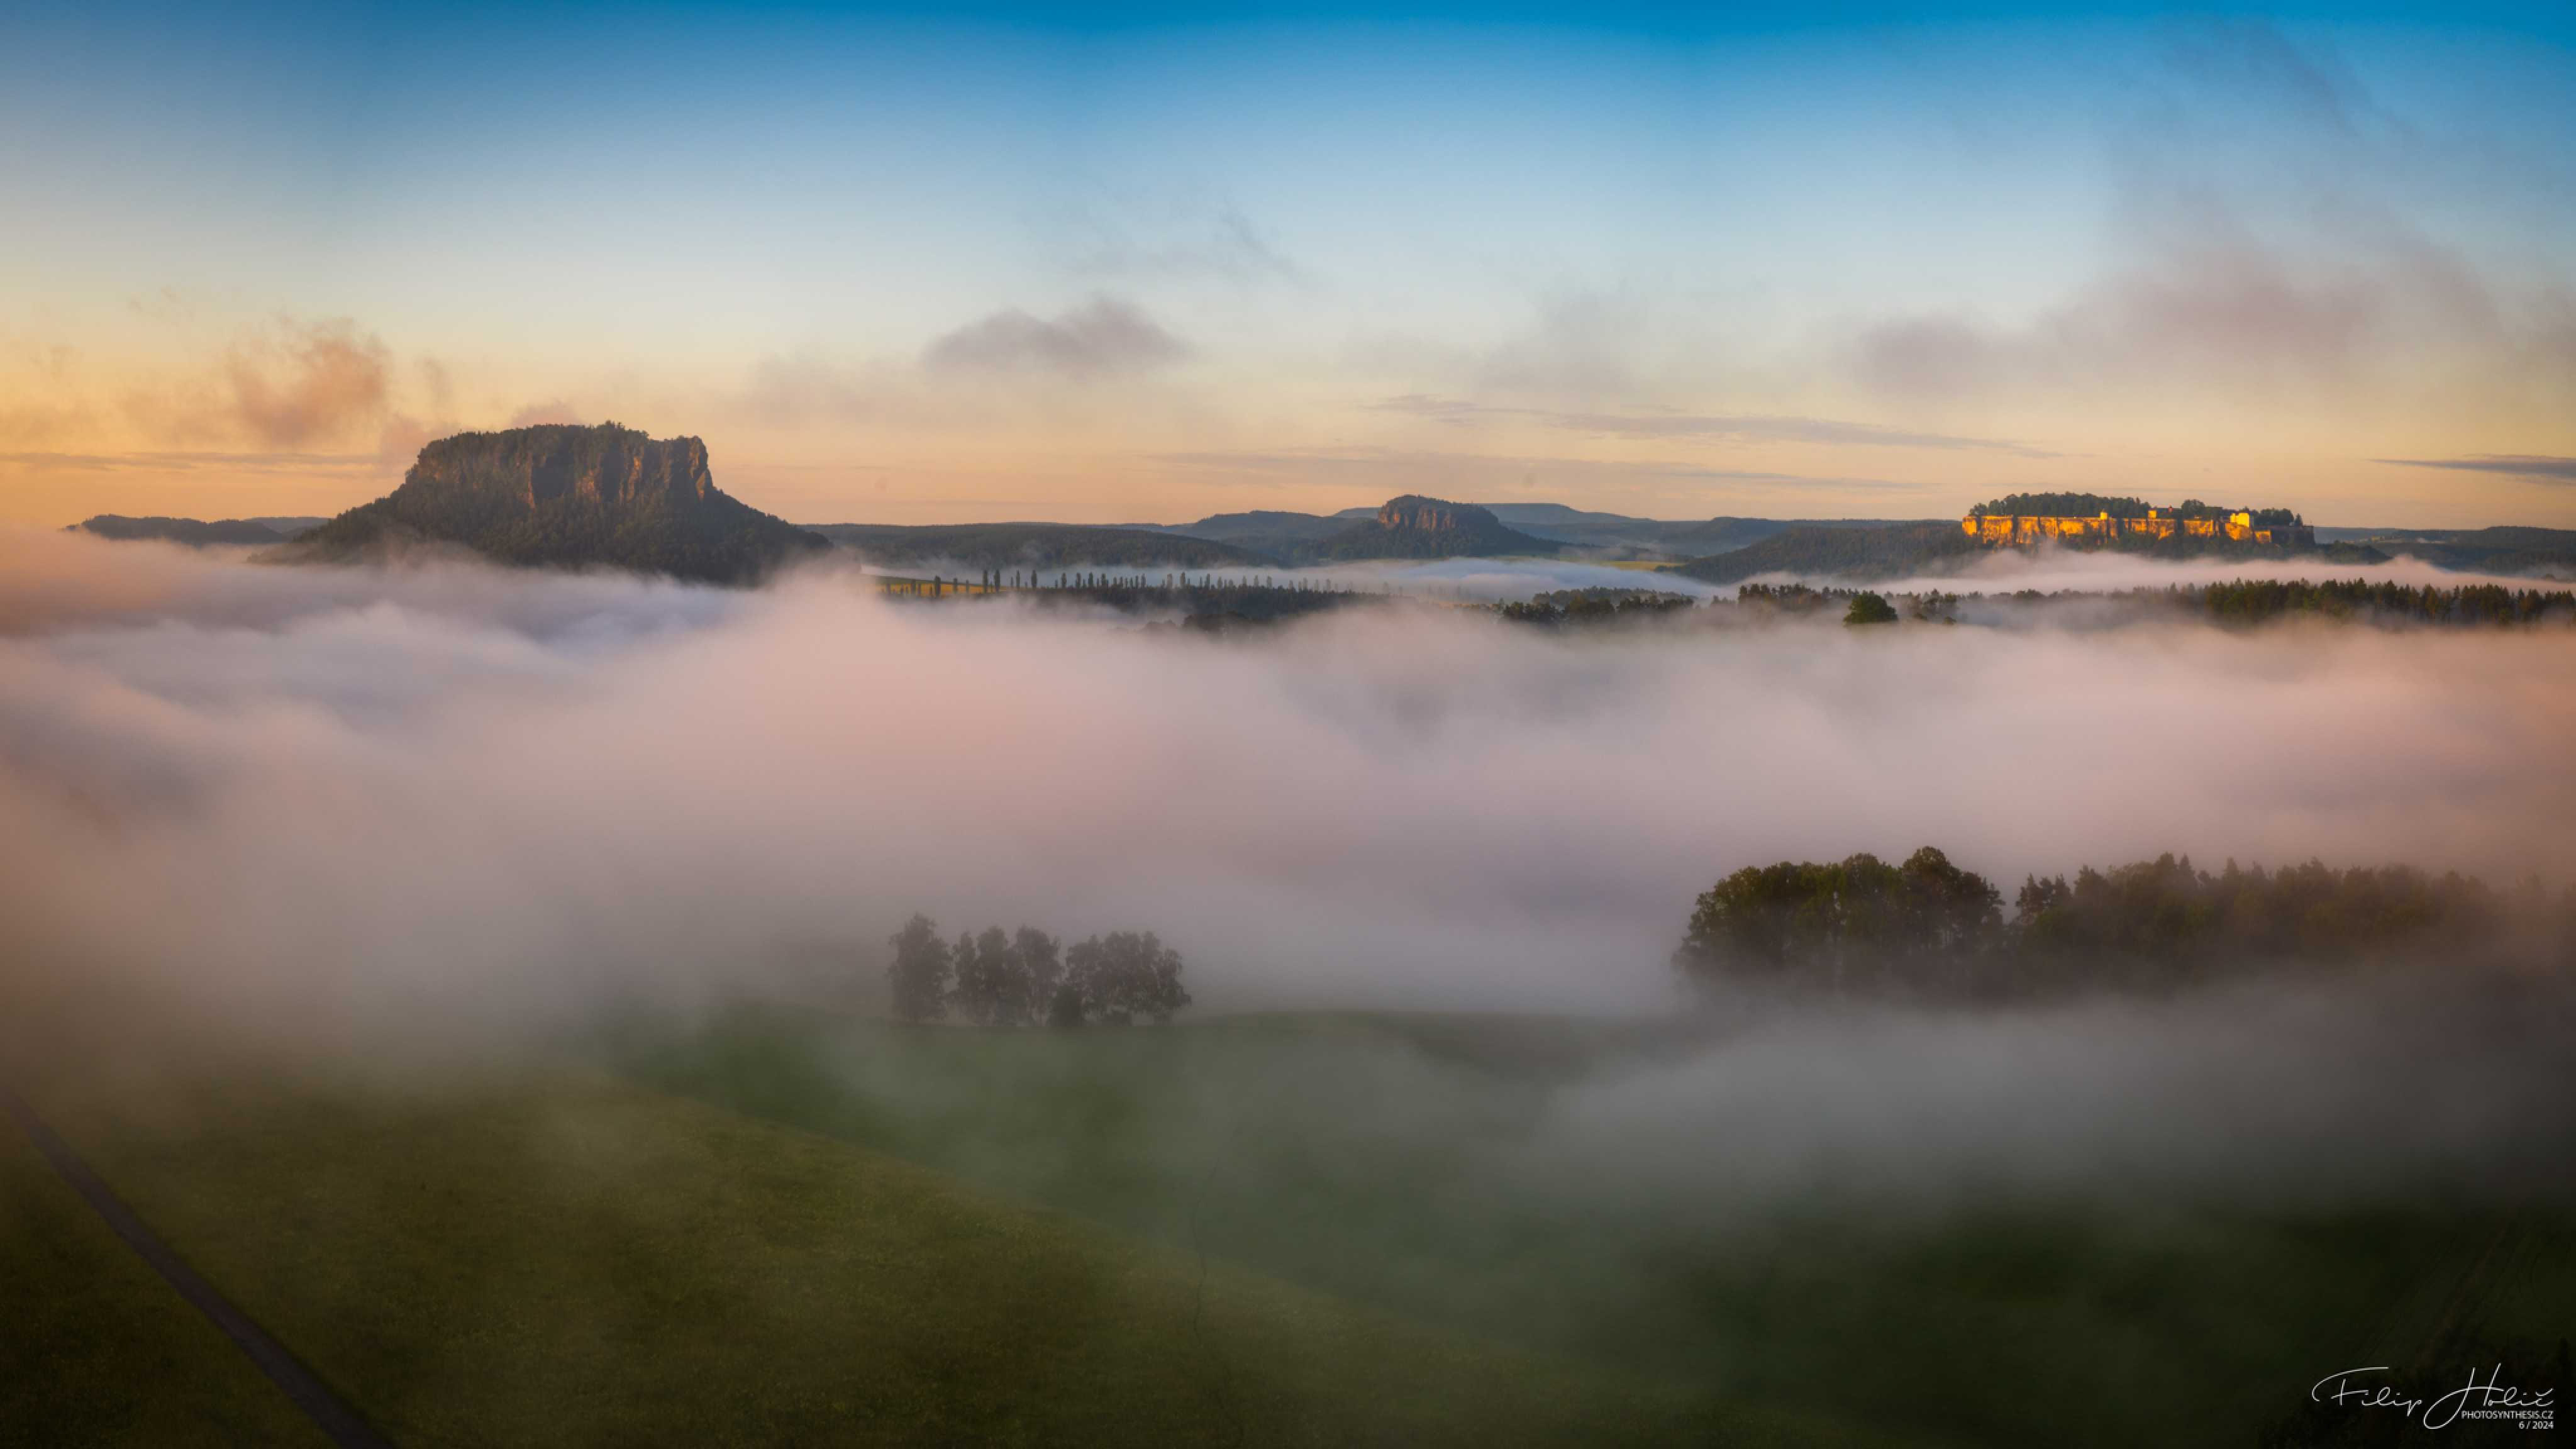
[
  {"x1": 1730, "y1": 581, "x2": 2576, "y2": 630},
  {"x1": 1729, "y1": 584, "x2": 1931, "y2": 626},
  {"x1": 2192, "y1": 578, "x2": 2576, "y2": 626},
  {"x1": 1496, "y1": 588, "x2": 1697, "y2": 626},
  {"x1": 2011, "y1": 855, "x2": 2505, "y2": 963},
  {"x1": 886, "y1": 915, "x2": 1192, "y2": 1027},
  {"x1": 1676, "y1": 847, "x2": 2572, "y2": 997}
]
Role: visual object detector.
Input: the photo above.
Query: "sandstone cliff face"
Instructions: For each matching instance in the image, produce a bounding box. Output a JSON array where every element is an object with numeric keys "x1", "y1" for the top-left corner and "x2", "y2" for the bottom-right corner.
[
  {"x1": 1375, "y1": 496, "x2": 1482, "y2": 533},
  {"x1": 274, "y1": 423, "x2": 826, "y2": 585},
  {"x1": 408, "y1": 426, "x2": 716, "y2": 513},
  {"x1": 1300, "y1": 495, "x2": 1558, "y2": 561}
]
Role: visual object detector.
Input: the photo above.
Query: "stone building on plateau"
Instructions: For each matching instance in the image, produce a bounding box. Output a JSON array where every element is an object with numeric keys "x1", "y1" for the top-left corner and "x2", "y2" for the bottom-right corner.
[{"x1": 1963, "y1": 509, "x2": 2315, "y2": 549}]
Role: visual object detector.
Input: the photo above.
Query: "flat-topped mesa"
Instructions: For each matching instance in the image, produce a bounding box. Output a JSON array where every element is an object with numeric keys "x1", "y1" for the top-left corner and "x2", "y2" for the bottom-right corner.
[
  {"x1": 1376, "y1": 496, "x2": 1489, "y2": 533},
  {"x1": 408, "y1": 425, "x2": 716, "y2": 512},
  {"x1": 272, "y1": 421, "x2": 828, "y2": 585},
  {"x1": 1963, "y1": 504, "x2": 2316, "y2": 550},
  {"x1": 1296, "y1": 494, "x2": 1562, "y2": 561}
]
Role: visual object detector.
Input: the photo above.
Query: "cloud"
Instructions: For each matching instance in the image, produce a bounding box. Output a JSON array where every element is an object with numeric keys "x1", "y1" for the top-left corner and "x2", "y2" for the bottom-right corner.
[
  {"x1": 1855, "y1": 223, "x2": 2402, "y2": 401},
  {"x1": 1850, "y1": 21, "x2": 2548, "y2": 417},
  {"x1": 1055, "y1": 196, "x2": 1302, "y2": 286},
  {"x1": 2157, "y1": 18, "x2": 2374, "y2": 136},
  {"x1": 1848, "y1": 199, "x2": 2558, "y2": 411},
  {"x1": 95, "y1": 316, "x2": 396, "y2": 452},
  {"x1": 1531, "y1": 975, "x2": 2573, "y2": 1218},
  {"x1": 1469, "y1": 289, "x2": 1657, "y2": 401},
  {"x1": 0, "y1": 450, "x2": 377, "y2": 477},
  {"x1": 732, "y1": 353, "x2": 896, "y2": 428},
  {"x1": 3, "y1": 532, "x2": 2572, "y2": 1048},
  {"x1": 922, "y1": 296, "x2": 1190, "y2": 379},
  {"x1": 221, "y1": 318, "x2": 392, "y2": 447},
  {"x1": 2380, "y1": 455, "x2": 2576, "y2": 487},
  {"x1": 1370, "y1": 394, "x2": 2054, "y2": 456},
  {"x1": 1146, "y1": 445, "x2": 1928, "y2": 507}
]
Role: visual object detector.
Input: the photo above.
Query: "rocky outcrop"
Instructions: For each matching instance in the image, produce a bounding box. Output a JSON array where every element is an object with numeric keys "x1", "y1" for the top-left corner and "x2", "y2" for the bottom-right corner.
[
  {"x1": 406, "y1": 426, "x2": 713, "y2": 513},
  {"x1": 1299, "y1": 495, "x2": 1559, "y2": 562},
  {"x1": 271, "y1": 423, "x2": 828, "y2": 585},
  {"x1": 1374, "y1": 496, "x2": 1482, "y2": 533}
]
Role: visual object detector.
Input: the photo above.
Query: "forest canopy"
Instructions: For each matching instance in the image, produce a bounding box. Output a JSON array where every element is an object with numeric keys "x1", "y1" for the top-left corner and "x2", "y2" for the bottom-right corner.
[
  {"x1": 1677, "y1": 849, "x2": 2573, "y2": 998},
  {"x1": 886, "y1": 915, "x2": 1191, "y2": 1027}
]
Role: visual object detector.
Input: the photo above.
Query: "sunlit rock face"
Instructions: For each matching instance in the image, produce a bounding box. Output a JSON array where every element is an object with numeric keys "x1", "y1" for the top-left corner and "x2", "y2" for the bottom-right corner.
[
  {"x1": 411, "y1": 426, "x2": 716, "y2": 512},
  {"x1": 1963, "y1": 511, "x2": 2319, "y2": 550},
  {"x1": 1375, "y1": 496, "x2": 1483, "y2": 533},
  {"x1": 272, "y1": 423, "x2": 828, "y2": 585}
]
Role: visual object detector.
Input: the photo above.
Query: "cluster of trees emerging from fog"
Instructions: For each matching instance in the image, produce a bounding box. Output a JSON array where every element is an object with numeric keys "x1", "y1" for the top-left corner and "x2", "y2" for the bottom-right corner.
[
  {"x1": 2194, "y1": 578, "x2": 2576, "y2": 625},
  {"x1": 1677, "y1": 847, "x2": 2576, "y2": 997},
  {"x1": 1681, "y1": 581, "x2": 2576, "y2": 631},
  {"x1": 886, "y1": 915, "x2": 1191, "y2": 1026},
  {"x1": 1497, "y1": 589, "x2": 1699, "y2": 625}
]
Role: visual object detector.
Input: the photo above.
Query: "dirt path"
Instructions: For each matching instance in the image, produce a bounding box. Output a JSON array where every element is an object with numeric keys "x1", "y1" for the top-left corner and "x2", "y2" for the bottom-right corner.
[{"x1": 2, "y1": 1086, "x2": 397, "y2": 1449}]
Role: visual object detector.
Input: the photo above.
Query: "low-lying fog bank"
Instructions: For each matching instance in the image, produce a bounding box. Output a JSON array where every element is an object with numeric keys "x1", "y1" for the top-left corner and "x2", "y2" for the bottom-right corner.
[
  {"x1": 604, "y1": 970, "x2": 2575, "y2": 1389},
  {"x1": 865, "y1": 543, "x2": 2567, "y2": 604},
  {"x1": 3, "y1": 526, "x2": 2574, "y2": 1043}
]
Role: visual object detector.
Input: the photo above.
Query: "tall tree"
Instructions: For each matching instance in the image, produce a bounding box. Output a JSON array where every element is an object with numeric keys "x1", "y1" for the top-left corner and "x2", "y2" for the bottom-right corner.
[
  {"x1": 1012, "y1": 927, "x2": 1062, "y2": 1028},
  {"x1": 886, "y1": 914, "x2": 953, "y2": 1022},
  {"x1": 1063, "y1": 931, "x2": 1191, "y2": 1025},
  {"x1": 951, "y1": 924, "x2": 1030, "y2": 1026}
]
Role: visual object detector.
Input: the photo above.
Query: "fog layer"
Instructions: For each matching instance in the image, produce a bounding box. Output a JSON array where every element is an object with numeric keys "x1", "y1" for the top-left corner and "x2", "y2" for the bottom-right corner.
[{"x1": 3, "y1": 526, "x2": 2573, "y2": 1038}]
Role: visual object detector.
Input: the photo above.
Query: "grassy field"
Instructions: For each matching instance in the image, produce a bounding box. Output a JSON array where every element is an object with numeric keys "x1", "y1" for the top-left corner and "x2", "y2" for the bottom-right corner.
[
  {"x1": 0, "y1": 1117, "x2": 333, "y2": 1448},
  {"x1": 7, "y1": 1002, "x2": 2568, "y2": 1446},
  {"x1": 605, "y1": 1004, "x2": 2576, "y2": 1448},
  {"x1": 4, "y1": 1031, "x2": 1858, "y2": 1448}
]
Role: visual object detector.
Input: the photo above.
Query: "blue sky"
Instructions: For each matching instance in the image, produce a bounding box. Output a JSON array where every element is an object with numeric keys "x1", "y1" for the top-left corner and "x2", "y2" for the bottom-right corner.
[{"x1": 4, "y1": 0, "x2": 2570, "y2": 525}]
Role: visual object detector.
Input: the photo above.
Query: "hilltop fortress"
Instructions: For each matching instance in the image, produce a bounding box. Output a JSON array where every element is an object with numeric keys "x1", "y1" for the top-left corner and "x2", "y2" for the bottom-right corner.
[{"x1": 1963, "y1": 494, "x2": 2316, "y2": 551}]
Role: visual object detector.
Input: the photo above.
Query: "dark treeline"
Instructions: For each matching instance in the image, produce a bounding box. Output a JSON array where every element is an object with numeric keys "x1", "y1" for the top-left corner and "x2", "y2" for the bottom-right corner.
[
  {"x1": 1733, "y1": 582, "x2": 1876, "y2": 612},
  {"x1": 1906, "y1": 579, "x2": 2576, "y2": 628},
  {"x1": 1733, "y1": 583, "x2": 1944, "y2": 624},
  {"x1": 886, "y1": 914, "x2": 1191, "y2": 1027},
  {"x1": 880, "y1": 570, "x2": 1375, "y2": 626},
  {"x1": 2192, "y1": 577, "x2": 2576, "y2": 626},
  {"x1": 1735, "y1": 580, "x2": 2576, "y2": 630},
  {"x1": 885, "y1": 571, "x2": 2575, "y2": 632},
  {"x1": 1496, "y1": 588, "x2": 1697, "y2": 626},
  {"x1": 1677, "y1": 847, "x2": 2576, "y2": 998}
]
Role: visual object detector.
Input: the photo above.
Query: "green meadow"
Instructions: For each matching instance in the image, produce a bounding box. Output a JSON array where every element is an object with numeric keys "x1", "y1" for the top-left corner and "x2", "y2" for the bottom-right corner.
[{"x1": 5, "y1": 1003, "x2": 2568, "y2": 1446}]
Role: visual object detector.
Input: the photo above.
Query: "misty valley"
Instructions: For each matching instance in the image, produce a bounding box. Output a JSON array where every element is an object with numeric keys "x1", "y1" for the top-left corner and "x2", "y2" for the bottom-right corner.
[
  {"x1": 15, "y1": 0, "x2": 2576, "y2": 1437},
  {"x1": 6, "y1": 517, "x2": 2574, "y2": 1448}
]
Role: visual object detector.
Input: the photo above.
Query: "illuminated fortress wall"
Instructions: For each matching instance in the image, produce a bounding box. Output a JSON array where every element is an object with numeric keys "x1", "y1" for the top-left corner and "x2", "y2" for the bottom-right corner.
[{"x1": 1962, "y1": 511, "x2": 2316, "y2": 548}]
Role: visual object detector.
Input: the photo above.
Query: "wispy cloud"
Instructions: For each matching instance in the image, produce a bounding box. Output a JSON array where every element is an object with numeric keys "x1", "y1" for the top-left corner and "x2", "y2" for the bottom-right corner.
[
  {"x1": 1850, "y1": 21, "x2": 2530, "y2": 419},
  {"x1": 1148, "y1": 444, "x2": 1927, "y2": 497},
  {"x1": 1855, "y1": 225, "x2": 2407, "y2": 401},
  {"x1": 1368, "y1": 395, "x2": 2054, "y2": 457},
  {"x1": 2157, "y1": 18, "x2": 2377, "y2": 137},
  {"x1": 80, "y1": 317, "x2": 397, "y2": 453},
  {"x1": 923, "y1": 296, "x2": 1190, "y2": 379},
  {"x1": 219, "y1": 318, "x2": 392, "y2": 447},
  {"x1": 2379, "y1": 455, "x2": 2576, "y2": 486},
  {"x1": 0, "y1": 450, "x2": 380, "y2": 477},
  {"x1": 1053, "y1": 196, "x2": 1302, "y2": 286}
]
